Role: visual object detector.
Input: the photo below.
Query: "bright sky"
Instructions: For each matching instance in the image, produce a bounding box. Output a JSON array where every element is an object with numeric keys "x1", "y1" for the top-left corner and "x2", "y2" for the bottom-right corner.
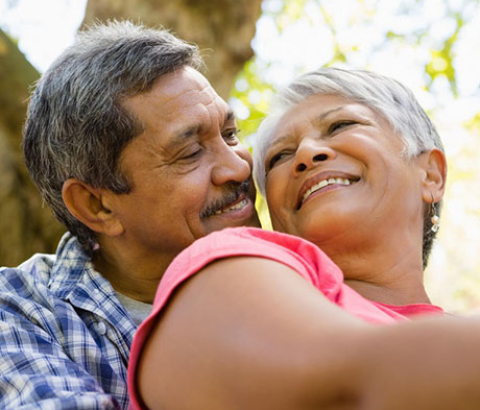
[
  {"x1": 0, "y1": 0, "x2": 87, "y2": 72},
  {"x1": 1, "y1": 0, "x2": 480, "y2": 312}
]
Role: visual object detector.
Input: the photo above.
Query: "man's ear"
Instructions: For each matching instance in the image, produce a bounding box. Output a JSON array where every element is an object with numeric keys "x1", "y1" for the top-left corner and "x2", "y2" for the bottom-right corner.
[
  {"x1": 417, "y1": 148, "x2": 447, "y2": 203},
  {"x1": 62, "y1": 179, "x2": 124, "y2": 237}
]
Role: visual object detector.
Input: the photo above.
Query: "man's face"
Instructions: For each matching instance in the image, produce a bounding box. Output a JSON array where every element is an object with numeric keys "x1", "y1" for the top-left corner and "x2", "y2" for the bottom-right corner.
[{"x1": 107, "y1": 67, "x2": 260, "y2": 268}]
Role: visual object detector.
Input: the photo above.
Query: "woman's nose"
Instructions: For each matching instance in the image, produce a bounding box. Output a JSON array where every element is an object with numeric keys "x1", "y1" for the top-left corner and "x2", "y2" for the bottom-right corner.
[{"x1": 291, "y1": 139, "x2": 336, "y2": 175}]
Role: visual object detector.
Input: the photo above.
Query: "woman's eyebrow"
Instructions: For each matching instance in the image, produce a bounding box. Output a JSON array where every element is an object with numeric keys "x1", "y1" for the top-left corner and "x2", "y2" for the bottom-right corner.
[
  {"x1": 267, "y1": 107, "x2": 347, "y2": 152},
  {"x1": 311, "y1": 106, "x2": 346, "y2": 127},
  {"x1": 264, "y1": 134, "x2": 292, "y2": 160},
  {"x1": 267, "y1": 134, "x2": 293, "y2": 154}
]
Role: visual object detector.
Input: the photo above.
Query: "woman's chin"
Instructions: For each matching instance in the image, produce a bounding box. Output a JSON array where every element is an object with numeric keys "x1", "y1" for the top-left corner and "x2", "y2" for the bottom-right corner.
[{"x1": 296, "y1": 214, "x2": 361, "y2": 246}]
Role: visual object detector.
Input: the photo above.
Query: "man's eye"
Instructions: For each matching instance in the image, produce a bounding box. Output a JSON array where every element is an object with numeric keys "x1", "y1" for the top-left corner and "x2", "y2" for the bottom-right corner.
[
  {"x1": 223, "y1": 129, "x2": 240, "y2": 144},
  {"x1": 180, "y1": 149, "x2": 202, "y2": 161},
  {"x1": 328, "y1": 120, "x2": 357, "y2": 134}
]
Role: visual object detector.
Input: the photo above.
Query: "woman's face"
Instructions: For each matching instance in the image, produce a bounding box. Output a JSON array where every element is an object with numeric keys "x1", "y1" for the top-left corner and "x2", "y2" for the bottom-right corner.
[{"x1": 264, "y1": 94, "x2": 427, "y2": 251}]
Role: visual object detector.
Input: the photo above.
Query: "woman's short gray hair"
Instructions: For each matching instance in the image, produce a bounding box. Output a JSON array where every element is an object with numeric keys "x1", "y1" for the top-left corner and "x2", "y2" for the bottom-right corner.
[
  {"x1": 23, "y1": 21, "x2": 203, "y2": 253},
  {"x1": 253, "y1": 67, "x2": 445, "y2": 268}
]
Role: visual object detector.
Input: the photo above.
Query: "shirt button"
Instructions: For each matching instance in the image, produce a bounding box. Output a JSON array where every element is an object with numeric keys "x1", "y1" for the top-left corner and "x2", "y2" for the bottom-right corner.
[{"x1": 97, "y1": 321, "x2": 107, "y2": 335}]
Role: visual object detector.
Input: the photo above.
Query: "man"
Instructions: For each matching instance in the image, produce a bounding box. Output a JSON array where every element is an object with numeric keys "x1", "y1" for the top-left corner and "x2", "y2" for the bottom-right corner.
[{"x1": 0, "y1": 21, "x2": 260, "y2": 409}]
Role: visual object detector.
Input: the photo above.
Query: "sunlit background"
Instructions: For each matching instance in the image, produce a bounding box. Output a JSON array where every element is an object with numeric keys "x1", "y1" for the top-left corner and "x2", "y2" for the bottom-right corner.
[{"x1": 1, "y1": 0, "x2": 479, "y2": 313}]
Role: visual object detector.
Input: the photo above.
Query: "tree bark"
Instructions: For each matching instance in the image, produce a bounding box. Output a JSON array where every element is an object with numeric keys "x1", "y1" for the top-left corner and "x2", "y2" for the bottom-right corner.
[
  {"x1": 82, "y1": 0, "x2": 263, "y2": 99},
  {"x1": 0, "y1": 1, "x2": 262, "y2": 266},
  {"x1": 0, "y1": 29, "x2": 65, "y2": 267}
]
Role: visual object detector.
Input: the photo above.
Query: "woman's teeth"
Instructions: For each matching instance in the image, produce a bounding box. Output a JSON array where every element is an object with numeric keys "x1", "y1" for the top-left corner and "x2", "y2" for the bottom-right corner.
[{"x1": 302, "y1": 178, "x2": 352, "y2": 204}]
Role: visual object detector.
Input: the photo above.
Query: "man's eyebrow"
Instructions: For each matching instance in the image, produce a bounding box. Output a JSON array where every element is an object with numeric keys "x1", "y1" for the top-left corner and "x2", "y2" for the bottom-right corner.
[
  {"x1": 225, "y1": 109, "x2": 235, "y2": 124},
  {"x1": 165, "y1": 124, "x2": 202, "y2": 152},
  {"x1": 165, "y1": 110, "x2": 235, "y2": 152}
]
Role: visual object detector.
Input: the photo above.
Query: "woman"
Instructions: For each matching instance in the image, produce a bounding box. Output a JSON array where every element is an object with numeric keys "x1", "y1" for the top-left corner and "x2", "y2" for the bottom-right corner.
[{"x1": 128, "y1": 68, "x2": 480, "y2": 409}]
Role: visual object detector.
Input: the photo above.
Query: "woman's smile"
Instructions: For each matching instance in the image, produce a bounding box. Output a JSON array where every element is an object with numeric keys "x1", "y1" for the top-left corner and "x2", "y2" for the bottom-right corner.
[{"x1": 297, "y1": 171, "x2": 361, "y2": 210}]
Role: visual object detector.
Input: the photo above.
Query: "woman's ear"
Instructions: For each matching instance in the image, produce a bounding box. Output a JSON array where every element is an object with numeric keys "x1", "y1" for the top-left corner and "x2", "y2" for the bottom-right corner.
[
  {"x1": 418, "y1": 148, "x2": 447, "y2": 203},
  {"x1": 62, "y1": 179, "x2": 125, "y2": 237}
]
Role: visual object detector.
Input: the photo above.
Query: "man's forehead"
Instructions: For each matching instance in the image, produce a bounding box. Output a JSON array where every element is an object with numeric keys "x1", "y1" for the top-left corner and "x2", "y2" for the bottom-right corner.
[
  {"x1": 152, "y1": 66, "x2": 212, "y2": 98},
  {"x1": 122, "y1": 69, "x2": 235, "y2": 151},
  {"x1": 131, "y1": 69, "x2": 227, "y2": 120}
]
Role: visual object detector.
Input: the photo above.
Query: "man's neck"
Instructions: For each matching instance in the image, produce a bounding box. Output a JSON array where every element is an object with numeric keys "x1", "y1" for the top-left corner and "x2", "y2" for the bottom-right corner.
[{"x1": 92, "y1": 244, "x2": 173, "y2": 304}]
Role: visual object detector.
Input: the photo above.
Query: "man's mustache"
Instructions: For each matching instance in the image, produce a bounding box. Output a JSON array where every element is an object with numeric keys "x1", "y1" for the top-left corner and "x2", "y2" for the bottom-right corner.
[{"x1": 200, "y1": 180, "x2": 252, "y2": 219}]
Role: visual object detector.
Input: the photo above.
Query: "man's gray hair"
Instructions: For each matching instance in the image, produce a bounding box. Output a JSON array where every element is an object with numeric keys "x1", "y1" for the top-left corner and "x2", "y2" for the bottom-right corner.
[
  {"x1": 23, "y1": 21, "x2": 203, "y2": 253},
  {"x1": 253, "y1": 67, "x2": 445, "y2": 268}
]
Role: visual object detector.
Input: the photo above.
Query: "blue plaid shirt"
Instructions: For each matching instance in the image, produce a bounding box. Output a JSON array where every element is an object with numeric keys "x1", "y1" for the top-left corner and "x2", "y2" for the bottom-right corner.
[{"x1": 0, "y1": 233, "x2": 137, "y2": 409}]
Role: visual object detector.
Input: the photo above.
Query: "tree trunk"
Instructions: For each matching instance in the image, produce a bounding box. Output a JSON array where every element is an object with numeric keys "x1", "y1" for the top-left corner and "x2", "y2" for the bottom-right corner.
[
  {"x1": 0, "y1": 1, "x2": 262, "y2": 266},
  {"x1": 82, "y1": 0, "x2": 263, "y2": 99},
  {"x1": 0, "y1": 29, "x2": 65, "y2": 267}
]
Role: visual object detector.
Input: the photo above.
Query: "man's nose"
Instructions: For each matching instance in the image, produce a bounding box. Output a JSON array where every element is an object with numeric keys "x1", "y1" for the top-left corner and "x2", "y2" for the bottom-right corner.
[
  {"x1": 211, "y1": 143, "x2": 252, "y2": 186},
  {"x1": 291, "y1": 139, "x2": 337, "y2": 176}
]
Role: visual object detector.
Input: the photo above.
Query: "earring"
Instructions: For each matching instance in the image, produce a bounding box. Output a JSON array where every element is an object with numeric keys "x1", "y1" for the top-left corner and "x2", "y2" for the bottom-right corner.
[{"x1": 430, "y1": 195, "x2": 440, "y2": 233}]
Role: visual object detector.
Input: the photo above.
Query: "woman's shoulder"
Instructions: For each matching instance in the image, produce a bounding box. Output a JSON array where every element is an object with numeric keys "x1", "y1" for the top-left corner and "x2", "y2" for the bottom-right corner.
[
  {"x1": 186, "y1": 226, "x2": 324, "y2": 257},
  {"x1": 160, "y1": 227, "x2": 343, "y2": 303},
  {"x1": 168, "y1": 227, "x2": 330, "y2": 274}
]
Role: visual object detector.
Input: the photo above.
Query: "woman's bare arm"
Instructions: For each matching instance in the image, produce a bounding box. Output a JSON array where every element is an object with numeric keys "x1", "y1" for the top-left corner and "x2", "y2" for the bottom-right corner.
[{"x1": 137, "y1": 257, "x2": 480, "y2": 410}]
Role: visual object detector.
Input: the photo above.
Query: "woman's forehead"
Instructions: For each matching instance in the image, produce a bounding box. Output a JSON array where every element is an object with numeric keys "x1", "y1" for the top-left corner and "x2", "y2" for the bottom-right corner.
[{"x1": 269, "y1": 95, "x2": 371, "y2": 140}]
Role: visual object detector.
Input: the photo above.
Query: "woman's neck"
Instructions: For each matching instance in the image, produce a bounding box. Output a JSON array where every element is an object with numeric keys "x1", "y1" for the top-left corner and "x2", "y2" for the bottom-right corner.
[
  {"x1": 344, "y1": 277, "x2": 431, "y2": 306},
  {"x1": 326, "y1": 242, "x2": 430, "y2": 306}
]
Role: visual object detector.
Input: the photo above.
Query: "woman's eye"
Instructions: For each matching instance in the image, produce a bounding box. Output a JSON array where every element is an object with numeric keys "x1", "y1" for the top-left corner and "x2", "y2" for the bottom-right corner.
[
  {"x1": 328, "y1": 120, "x2": 357, "y2": 134},
  {"x1": 268, "y1": 151, "x2": 289, "y2": 170}
]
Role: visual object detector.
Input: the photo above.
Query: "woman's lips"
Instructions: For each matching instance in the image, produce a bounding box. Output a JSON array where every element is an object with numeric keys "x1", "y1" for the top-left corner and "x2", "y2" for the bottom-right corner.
[{"x1": 297, "y1": 172, "x2": 360, "y2": 210}]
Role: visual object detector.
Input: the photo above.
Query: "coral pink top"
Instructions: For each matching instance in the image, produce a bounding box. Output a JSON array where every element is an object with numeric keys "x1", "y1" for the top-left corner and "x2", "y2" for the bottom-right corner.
[{"x1": 128, "y1": 227, "x2": 443, "y2": 409}]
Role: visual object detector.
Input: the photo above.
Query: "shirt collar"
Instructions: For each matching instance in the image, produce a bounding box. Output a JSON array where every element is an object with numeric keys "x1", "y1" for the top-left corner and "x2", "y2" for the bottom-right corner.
[{"x1": 48, "y1": 233, "x2": 133, "y2": 325}]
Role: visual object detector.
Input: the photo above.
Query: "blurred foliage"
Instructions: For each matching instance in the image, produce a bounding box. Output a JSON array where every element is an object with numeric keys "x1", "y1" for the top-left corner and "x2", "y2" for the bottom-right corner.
[
  {"x1": 230, "y1": 0, "x2": 480, "y2": 313},
  {"x1": 230, "y1": 60, "x2": 275, "y2": 138}
]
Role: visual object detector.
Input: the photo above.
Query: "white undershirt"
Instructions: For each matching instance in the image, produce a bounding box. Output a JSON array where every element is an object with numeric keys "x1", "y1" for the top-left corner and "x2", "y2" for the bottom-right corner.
[{"x1": 115, "y1": 292, "x2": 153, "y2": 326}]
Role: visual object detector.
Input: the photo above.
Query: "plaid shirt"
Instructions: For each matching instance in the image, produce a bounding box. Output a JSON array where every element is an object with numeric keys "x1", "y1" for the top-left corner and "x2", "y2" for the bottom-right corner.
[{"x1": 0, "y1": 233, "x2": 137, "y2": 409}]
